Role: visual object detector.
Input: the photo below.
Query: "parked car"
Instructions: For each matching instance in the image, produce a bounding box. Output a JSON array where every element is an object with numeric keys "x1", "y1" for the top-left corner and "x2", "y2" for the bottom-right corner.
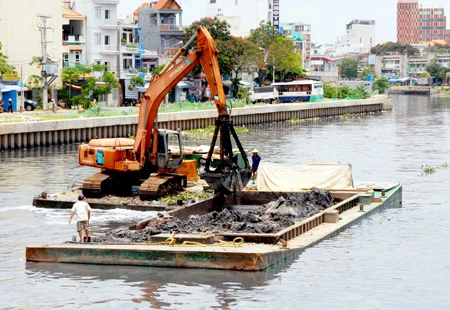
[
  {"x1": 123, "y1": 98, "x2": 138, "y2": 106},
  {"x1": 24, "y1": 99, "x2": 37, "y2": 111}
]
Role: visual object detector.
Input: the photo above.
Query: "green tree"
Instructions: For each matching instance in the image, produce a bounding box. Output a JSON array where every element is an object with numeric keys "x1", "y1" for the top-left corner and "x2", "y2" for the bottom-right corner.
[
  {"x1": 340, "y1": 58, "x2": 358, "y2": 80},
  {"x1": 373, "y1": 77, "x2": 390, "y2": 94},
  {"x1": 425, "y1": 43, "x2": 450, "y2": 54},
  {"x1": 128, "y1": 75, "x2": 145, "y2": 90},
  {"x1": 420, "y1": 72, "x2": 431, "y2": 78},
  {"x1": 61, "y1": 67, "x2": 82, "y2": 102},
  {"x1": 183, "y1": 17, "x2": 235, "y2": 76},
  {"x1": 358, "y1": 67, "x2": 374, "y2": 80},
  {"x1": 353, "y1": 83, "x2": 370, "y2": 99},
  {"x1": 151, "y1": 64, "x2": 166, "y2": 76},
  {"x1": 248, "y1": 22, "x2": 280, "y2": 84},
  {"x1": 248, "y1": 21, "x2": 279, "y2": 51},
  {"x1": 426, "y1": 58, "x2": 447, "y2": 83},
  {"x1": 370, "y1": 42, "x2": 419, "y2": 56},
  {"x1": 267, "y1": 37, "x2": 304, "y2": 81},
  {"x1": 0, "y1": 43, "x2": 17, "y2": 77}
]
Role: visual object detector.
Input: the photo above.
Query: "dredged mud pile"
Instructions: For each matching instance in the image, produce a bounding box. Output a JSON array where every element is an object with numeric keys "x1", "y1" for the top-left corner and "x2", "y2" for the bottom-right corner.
[{"x1": 97, "y1": 188, "x2": 334, "y2": 243}]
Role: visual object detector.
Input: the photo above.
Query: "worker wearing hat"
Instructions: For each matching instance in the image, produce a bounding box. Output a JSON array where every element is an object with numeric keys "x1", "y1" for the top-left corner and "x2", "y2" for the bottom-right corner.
[
  {"x1": 251, "y1": 149, "x2": 261, "y2": 183},
  {"x1": 7, "y1": 98, "x2": 13, "y2": 113},
  {"x1": 69, "y1": 194, "x2": 92, "y2": 242}
]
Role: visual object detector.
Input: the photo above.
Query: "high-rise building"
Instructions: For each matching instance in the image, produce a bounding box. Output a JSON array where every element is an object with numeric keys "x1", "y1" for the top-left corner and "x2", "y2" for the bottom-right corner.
[
  {"x1": 397, "y1": 0, "x2": 419, "y2": 44},
  {"x1": 418, "y1": 8, "x2": 447, "y2": 42},
  {"x1": 397, "y1": 0, "x2": 449, "y2": 44}
]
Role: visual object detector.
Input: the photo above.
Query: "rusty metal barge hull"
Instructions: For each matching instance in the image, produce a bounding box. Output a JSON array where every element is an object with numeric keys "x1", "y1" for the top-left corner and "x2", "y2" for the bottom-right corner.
[{"x1": 26, "y1": 185, "x2": 402, "y2": 271}]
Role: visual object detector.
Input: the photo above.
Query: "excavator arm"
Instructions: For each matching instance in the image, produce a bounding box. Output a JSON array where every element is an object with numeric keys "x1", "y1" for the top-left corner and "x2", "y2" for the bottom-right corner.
[{"x1": 134, "y1": 26, "x2": 251, "y2": 194}]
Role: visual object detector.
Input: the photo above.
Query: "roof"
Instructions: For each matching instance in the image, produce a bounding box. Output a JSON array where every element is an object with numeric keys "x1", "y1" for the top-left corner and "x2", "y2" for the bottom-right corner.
[
  {"x1": 152, "y1": 0, "x2": 181, "y2": 10},
  {"x1": 133, "y1": 0, "x2": 181, "y2": 16},
  {"x1": 62, "y1": 6, "x2": 85, "y2": 19}
]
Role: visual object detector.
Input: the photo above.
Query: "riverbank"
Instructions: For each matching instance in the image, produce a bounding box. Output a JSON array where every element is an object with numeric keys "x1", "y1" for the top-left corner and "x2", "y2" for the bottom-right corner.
[{"x1": 0, "y1": 95, "x2": 391, "y2": 150}]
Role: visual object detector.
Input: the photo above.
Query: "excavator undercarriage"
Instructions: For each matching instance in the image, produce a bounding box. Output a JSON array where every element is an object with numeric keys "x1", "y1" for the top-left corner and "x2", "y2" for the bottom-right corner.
[{"x1": 82, "y1": 171, "x2": 187, "y2": 200}]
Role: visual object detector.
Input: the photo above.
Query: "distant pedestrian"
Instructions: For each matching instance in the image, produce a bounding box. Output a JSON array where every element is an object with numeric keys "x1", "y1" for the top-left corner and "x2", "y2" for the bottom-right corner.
[
  {"x1": 51, "y1": 99, "x2": 57, "y2": 113},
  {"x1": 69, "y1": 194, "x2": 92, "y2": 242},
  {"x1": 7, "y1": 98, "x2": 13, "y2": 113},
  {"x1": 251, "y1": 149, "x2": 261, "y2": 183}
]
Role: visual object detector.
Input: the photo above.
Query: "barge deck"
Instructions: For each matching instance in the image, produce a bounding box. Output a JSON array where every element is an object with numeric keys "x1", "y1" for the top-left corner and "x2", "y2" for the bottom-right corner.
[{"x1": 26, "y1": 184, "x2": 402, "y2": 271}]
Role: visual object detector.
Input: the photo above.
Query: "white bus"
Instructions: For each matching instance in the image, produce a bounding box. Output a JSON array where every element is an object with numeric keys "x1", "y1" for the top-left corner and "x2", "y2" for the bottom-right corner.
[{"x1": 271, "y1": 80, "x2": 324, "y2": 102}]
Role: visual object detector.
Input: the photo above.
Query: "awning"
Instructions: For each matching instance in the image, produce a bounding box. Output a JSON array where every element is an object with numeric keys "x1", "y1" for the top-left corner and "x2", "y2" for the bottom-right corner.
[
  {"x1": 398, "y1": 77, "x2": 410, "y2": 82},
  {"x1": 0, "y1": 85, "x2": 28, "y2": 92},
  {"x1": 388, "y1": 78, "x2": 399, "y2": 83},
  {"x1": 69, "y1": 46, "x2": 83, "y2": 51}
]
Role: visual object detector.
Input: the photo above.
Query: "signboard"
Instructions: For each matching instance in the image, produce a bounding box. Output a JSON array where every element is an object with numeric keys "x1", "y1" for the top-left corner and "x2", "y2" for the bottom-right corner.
[
  {"x1": 3, "y1": 74, "x2": 19, "y2": 81},
  {"x1": 273, "y1": 0, "x2": 280, "y2": 34}
]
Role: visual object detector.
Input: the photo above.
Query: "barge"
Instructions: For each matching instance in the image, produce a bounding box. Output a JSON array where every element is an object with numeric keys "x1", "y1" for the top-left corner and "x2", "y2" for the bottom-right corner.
[{"x1": 26, "y1": 183, "x2": 402, "y2": 271}]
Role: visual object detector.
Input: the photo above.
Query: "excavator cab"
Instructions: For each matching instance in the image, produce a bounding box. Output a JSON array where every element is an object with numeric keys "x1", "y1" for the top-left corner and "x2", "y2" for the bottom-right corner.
[{"x1": 156, "y1": 130, "x2": 183, "y2": 170}]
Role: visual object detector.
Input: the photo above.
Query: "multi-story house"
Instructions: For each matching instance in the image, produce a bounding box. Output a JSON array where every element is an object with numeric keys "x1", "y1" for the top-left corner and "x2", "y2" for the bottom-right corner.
[
  {"x1": 62, "y1": 6, "x2": 87, "y2": 69},
  {"x1": 118, "y1": 21, "x2": 145, "y2": 101},
  {"x1": 139, "y1": 0, "x2": 184, "y2": 55},
  {"x1": 280, "y1": 22, "x2": 311, "y2": 69},
  {"x1": 73, "y1": 0, "x2": 119, "y2": 74},
  {"x1": 0, "y1": 0, "x2": 63, "y2": 109}
]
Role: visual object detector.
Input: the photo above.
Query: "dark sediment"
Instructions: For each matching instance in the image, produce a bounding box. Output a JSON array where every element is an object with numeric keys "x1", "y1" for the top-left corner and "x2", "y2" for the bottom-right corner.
[{"x1": 96, "y1": 188, "x2": 334, "y2": 243}]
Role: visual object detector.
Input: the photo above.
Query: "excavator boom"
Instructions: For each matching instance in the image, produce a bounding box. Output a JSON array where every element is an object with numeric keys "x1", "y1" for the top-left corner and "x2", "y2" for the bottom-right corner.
[{"x1": 78, "y1": 26, "x2": 250, "y2": 198}]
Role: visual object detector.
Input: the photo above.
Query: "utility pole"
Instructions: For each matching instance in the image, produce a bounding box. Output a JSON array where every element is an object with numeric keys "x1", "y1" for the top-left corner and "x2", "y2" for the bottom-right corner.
[{"x1": 37, "y1": 15, "x2": 52, "y2": 111}]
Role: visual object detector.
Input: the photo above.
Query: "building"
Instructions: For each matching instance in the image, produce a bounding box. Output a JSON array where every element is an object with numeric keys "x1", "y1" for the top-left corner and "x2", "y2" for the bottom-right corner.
[
  {"x1": 62, "y1": 6, "x2": 87, "y2": 69},
  {"x1": 344, "y1": 20, "x2": 376, "y2": 51},
  {"x1": 139, "y1": 0, "x2": 184, "y2": 55},
  {"x1": 206, "y1": 0, "x2": 273, "y2": 37},
  {"x1": 0, "y1": 0, "x2": 63, "y2": 109},
  {"x1": 280, "y1": 23, "x2": 311, "y2": 69},
  {"x1": 418, "y1": 7, "x2": 447, "y2": 43},
  {"x1": 72, "y1": 0, "x2": 120, "y2": 74},
  {"x1": 397, "y1": 0, "x2": 449, "y2": 44},
  {"x1": 397, "y1": 0, "x2": 419, "y2": 44}
]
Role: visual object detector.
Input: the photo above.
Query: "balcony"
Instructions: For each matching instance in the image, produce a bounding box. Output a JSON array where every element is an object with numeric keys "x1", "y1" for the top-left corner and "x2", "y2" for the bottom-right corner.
[
  {"x1": 100, "y1": 45, "x2": 119, "y2": 55},
  {"x1": 120, "y1": 43, "x2": 139, "y2": 53},
  {"x1": 63, "y1": 35, "x2": 86, "y2": 46},
  {"x1": 151, "y1": 24, "x2": 184, "y2": 35},
  {"x1": 99, "y1": 19, "x2": 118, "y2": 30}
]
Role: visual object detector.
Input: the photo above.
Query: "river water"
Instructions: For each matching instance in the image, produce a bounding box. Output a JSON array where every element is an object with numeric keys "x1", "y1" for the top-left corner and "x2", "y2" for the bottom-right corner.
[{"x1": 1, "y1": 94, "x2": 450, "y2": 309}]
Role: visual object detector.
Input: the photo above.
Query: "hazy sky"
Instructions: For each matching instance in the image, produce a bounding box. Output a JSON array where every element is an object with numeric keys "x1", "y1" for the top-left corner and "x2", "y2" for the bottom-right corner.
[{"x1": 118, "y1": 0, "x2": 450, "y2": 44}]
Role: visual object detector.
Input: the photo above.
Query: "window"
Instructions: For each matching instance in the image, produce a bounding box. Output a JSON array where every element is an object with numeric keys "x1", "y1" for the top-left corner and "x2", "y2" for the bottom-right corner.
[
  {"x1": 105, "y1": 35, "x2": 110, "y2": 45},
  {"x1": 105, "y1": 10, "x2": 110, "y2": 20},
  {"x1": 104, "y1": 62, "x2": 109, "y2": 71},
  {"x1": 95, "y1": 33, "x2": 101, "y2": 45},
  {"x1": 210, "y1": 0, "x2": 216, "y2": 3},
  {"x1": 75, "y1": 51, "x2": 80, "y2": 63},
  {"x1": 64, "y1": 54, "x2": 68, "y2": 62},
  {"x1": 95, "y1": 8, "x2": 101, "y2": 19}
]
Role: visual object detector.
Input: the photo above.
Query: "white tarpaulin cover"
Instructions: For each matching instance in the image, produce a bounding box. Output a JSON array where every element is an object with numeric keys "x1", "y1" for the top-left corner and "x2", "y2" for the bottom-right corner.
[{"x1": 256, "y1": 161, "x2": 354, "y2": 191}]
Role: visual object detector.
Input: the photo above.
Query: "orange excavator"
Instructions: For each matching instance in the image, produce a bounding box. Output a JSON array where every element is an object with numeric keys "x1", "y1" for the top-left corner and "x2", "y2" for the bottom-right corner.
[{"x1": 78, "y1": 26, "x2": 251, "y2": 200}]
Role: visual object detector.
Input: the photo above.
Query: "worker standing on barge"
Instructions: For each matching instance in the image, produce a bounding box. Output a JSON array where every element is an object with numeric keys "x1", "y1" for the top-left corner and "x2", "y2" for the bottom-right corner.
[
  {"x1": 69, "y1": 195, "x2": 92, "y2": 242},
  {"x1": 251, "y1": 149, "x2": 261, "y2": 183}
]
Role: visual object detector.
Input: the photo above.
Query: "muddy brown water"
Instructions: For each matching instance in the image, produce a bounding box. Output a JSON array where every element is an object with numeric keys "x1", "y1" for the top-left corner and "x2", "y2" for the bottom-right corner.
[{"x1": 1, "y1": 94, "x2": 450, "y2": 309}]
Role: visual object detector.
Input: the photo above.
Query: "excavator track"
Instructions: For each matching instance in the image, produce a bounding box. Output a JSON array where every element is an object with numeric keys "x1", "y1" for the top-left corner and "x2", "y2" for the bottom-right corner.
[
  {"x1": 82, "y1": 172, "x2": 112, "y2": 198},
  {"x1": 139, "y1": 174, "x2": 187, "y2": 200}
]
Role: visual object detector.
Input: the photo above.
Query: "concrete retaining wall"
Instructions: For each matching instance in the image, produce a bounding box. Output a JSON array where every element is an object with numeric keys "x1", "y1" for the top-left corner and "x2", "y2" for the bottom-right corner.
[{"x1": 0, "y1": 96, "x2": 391, "y2": 150}]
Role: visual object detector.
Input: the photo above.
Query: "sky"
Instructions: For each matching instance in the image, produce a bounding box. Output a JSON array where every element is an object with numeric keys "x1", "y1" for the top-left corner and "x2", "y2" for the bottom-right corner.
[{"x1": 118, "y1": 0, "x2": 450, "y2": 45}]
